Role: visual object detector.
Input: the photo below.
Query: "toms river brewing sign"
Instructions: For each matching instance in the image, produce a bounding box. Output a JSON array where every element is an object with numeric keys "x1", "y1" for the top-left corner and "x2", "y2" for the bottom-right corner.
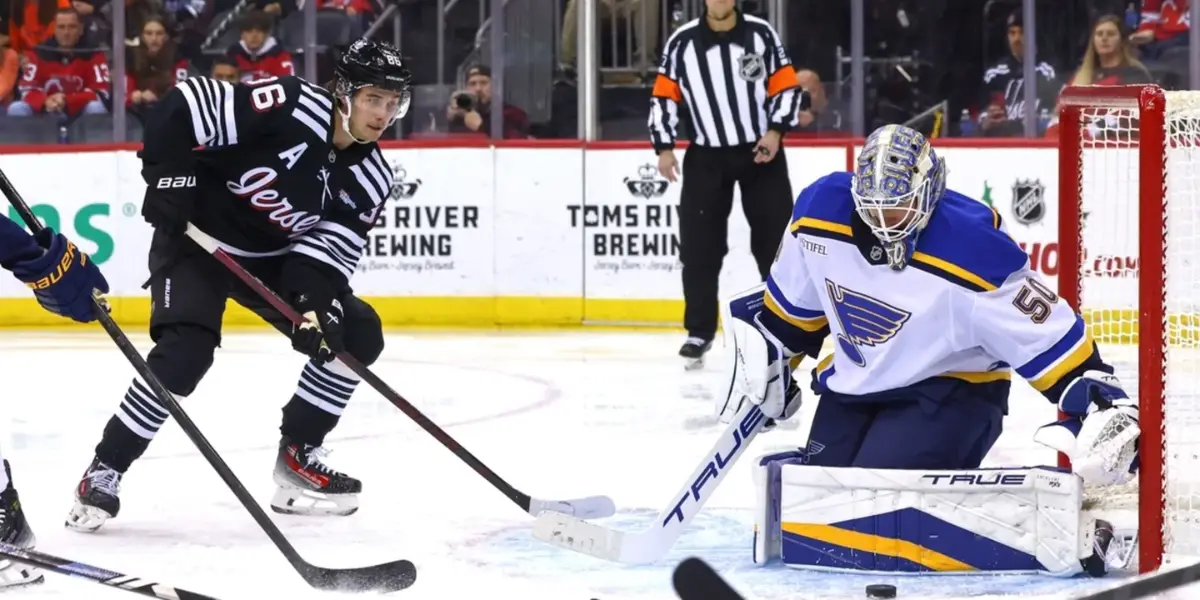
[{"x1": 568, "y1": 162, "x2": 682, "y2": 276}]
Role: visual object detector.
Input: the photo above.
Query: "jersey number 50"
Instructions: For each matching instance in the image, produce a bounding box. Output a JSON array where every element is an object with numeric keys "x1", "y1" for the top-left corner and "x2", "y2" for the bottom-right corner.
[{"x1": 1012, "y1": 277, "x2": 1059, "y2": 324}]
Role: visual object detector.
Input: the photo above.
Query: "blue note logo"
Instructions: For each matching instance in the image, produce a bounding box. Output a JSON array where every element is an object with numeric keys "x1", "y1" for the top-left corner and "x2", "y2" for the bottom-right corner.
[{"x1": 826, "y1": 279, "x2": 911, "y2": 367}]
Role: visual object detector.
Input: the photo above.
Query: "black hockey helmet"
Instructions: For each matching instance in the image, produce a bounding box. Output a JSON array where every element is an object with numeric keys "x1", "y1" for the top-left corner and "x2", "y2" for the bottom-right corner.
[{"x1": 334, "y1": 38, "x2": 412, "y2": 121}]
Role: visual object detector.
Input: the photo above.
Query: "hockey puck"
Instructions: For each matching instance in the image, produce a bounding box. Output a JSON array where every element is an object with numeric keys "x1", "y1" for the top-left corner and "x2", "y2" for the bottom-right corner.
[{"x1": 866, "y1": 583, "x2": 897, "y2": 598}]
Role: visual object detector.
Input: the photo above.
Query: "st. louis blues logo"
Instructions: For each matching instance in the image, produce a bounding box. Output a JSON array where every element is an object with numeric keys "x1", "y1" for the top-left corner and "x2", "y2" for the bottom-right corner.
[{"x1": 826, "y1": 279, "x2": 911, "y2": 367}]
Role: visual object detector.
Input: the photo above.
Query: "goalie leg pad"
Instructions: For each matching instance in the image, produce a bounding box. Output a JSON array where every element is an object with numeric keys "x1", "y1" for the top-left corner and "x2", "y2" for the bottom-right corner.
[{"x1": 753, "y1": 461, "x2": 1092, "y2": 576}]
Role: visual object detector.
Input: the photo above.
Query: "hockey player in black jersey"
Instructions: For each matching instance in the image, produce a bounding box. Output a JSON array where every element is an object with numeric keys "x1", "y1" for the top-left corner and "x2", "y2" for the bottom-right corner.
[
  {"x1": 0, "y1": 214, "x2": 110, "y2": 584},
  {"x1": 66, "y1": 39, "x2": 412, "y2": 532}
]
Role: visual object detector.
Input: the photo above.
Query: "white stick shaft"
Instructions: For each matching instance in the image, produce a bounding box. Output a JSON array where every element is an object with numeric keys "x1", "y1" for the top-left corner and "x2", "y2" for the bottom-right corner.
[{"x1": 533, "y1": 401, "x2": 768, "y2": 563}]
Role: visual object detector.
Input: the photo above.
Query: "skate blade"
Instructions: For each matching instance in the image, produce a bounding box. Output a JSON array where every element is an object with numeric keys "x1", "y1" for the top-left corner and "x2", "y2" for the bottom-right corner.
[
  {"x1": 64, "y1": 503, "x2": 113, "y2": 533},
  {"x1": 0, "y1": 561, "x2": 43, "y2": 589},
  {"x1": 683, "y1": 356, "x2": 705, "y2": 371},
  {"x1": 271, "y1": 486, "x2": 359, "y2": 517}
]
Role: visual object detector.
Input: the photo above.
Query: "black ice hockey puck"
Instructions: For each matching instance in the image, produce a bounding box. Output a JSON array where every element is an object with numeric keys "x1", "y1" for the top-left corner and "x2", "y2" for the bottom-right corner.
[{"x1": 866, "y1": 583, "x2": 897, "y2": 598}]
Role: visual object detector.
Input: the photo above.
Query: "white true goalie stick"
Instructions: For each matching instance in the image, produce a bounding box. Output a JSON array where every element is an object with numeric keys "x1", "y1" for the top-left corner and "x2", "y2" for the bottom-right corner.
[{"x1": 532, "y1": 401, "x2": 768, "y2": 564}]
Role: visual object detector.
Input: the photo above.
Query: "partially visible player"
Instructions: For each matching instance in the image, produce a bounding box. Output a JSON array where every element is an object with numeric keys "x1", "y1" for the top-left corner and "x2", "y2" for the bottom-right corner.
[
  {"x1": 717, "y1": 125, "x2": 1135, "y2": 576},
  {"x1": 0, "y1": 214, "x2": 109, "y2": 586},
  {"x1": 66, "y1": 39, "x2": 411, "y2": 532}
]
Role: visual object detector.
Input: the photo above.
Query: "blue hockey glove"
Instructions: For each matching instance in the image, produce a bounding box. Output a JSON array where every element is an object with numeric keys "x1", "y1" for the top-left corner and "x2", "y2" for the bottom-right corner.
[
  {"x1": 1034, "y1": 370, "x2": 1139, "y2": 485},
  {"x1": 8, "y1": 228, "x2": 110, "y2": 323},
  {"x1": 281, "y1": 258, "x2": 345, "y2": 363},
  {"x1": 715, "y1": 283, "x2": 803, "y2": 428}
]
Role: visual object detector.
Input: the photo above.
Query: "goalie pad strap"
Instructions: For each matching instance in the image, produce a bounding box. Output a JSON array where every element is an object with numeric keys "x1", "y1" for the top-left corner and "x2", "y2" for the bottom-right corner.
[{"x1": 753, "y1": 459, "x2": 1092, "y2": 576}]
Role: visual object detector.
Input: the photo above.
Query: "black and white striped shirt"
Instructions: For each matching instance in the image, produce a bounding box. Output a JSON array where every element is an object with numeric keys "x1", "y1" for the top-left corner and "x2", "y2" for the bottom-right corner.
[
  {"x1": 144, "y1": 75, "x2": 391, "y2": 284},
  {"x1": 650, "y1": 11, "x2": 804, "y2": 151}
]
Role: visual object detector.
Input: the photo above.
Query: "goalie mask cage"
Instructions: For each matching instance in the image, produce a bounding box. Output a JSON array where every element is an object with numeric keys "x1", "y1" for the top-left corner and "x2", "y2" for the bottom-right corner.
[{"x1": 1056, "y1": 84, "x2": 1200, "y2": 575}]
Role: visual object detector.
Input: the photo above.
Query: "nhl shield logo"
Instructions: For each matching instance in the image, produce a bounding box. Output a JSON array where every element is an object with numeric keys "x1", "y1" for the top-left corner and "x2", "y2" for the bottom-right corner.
[
  {"x1": 1011, "y1": 179, "x2": 1046, "y2": 225},
  {"x1": 624, "y1": 163, "x2": 670, "y2": 198},
  {"x1": 389, "y1": 163, "x2": 422, "y2": 200},
  {"x1": 737, "y1": 53, "x2": 766, "y2": 82}
]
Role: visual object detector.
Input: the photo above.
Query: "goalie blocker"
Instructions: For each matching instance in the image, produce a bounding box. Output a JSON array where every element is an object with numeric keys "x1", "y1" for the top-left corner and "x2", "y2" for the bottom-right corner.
[{"x1": 752, "y1": 458, "x2": 1112, "y2": 576}]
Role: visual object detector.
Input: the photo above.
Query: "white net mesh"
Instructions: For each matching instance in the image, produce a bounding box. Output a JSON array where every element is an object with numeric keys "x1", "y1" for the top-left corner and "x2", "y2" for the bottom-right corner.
[{"x1": 1075, "y1": 90, "x2": 1200, "y2": 570}]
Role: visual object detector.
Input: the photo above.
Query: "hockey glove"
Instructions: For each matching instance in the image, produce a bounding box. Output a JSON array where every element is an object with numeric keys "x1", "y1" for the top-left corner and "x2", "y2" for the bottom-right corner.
[
  {"x1": 1034, "y1": 370, "x2": 1139, "y2": 486},
  {"x1": 141, "y1": 161, "x2": 197, "y2": 237},
  {"x1": 282, "y1": 258, "x2": 345, "y2": 363},
  {"x1": 7, "y1": 228, "x2": 110, "y2": 323},
  {"x1": 716, "y1": 283, "x2": 803, "y2": 428}
]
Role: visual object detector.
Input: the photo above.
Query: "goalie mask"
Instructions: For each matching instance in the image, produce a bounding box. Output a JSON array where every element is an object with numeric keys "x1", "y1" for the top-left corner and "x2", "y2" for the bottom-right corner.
[
  {"x1": 851, "y1": 124, "x2": 947, "y2": 270},
  {"x1": 334, "y1": 39, "x2": 413, "y2": 143}
]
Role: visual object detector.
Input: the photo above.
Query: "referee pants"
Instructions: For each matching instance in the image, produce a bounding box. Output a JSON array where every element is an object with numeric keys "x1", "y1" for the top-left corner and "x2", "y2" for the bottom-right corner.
[{"x1": 678, "y1": 143, "x2": 794, "y2": 340}]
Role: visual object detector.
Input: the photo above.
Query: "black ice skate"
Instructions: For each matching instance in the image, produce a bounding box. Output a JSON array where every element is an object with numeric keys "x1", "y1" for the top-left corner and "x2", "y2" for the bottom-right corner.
[
  {"x1": 0, "y1": 461, "x2": 42, "y2": 588},
  {"x1": 271, "y1": 438, "x2": 361, "y2": 516},
  {"x1": 65, "y1": 458, "x2": 122, "y2": 533},
  {"x1": 679, "y1": 336, "x2": 713, "y2": 371}
]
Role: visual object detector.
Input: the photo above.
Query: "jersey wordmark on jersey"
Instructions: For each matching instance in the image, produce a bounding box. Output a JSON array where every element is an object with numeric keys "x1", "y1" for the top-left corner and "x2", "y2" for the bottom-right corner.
[
  {"x1": 144, "y1": 75, "x2": 393, "y2": 283},
  {"x1": 759, "y1": 171, "x2": 1103, "y2": 403}
]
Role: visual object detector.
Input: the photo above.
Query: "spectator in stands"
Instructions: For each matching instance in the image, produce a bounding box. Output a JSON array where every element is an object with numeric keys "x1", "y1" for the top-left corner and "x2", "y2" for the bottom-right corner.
[
  {"x1": 8, "y1": 8, "x2": 108, "y2": 117},
  {"x1": 226, "y1": 9, "x2": 293, "y2": 82},
  {"x1": 162, "y1": 0, "x2": 212, "y2": 60},
  {"x1": 447, "y1": 64, "x2": 530, "y2": 139},
  {"x1": 120, "y1": 0, "x2": 168, "y2": 46},
  {"x1": 977, "y1": 10, "x2": 1058, "y2": 137},
  {"x1": 0, "y1": 38, "x2": 17, "y2": 106},
  {"x1": 561, "y1": 0, "x2": 660, "y2": 74},
  {"x1": 793, "y1": 68, "x2": 829, "y2": 132},
  {"x1": 1131, "y1": 0, "x2": 1189, "y2": 60},
  {"x1": 7, "y1": 0, "x2": 69, "y2": 53},
  {"x1": 314, "y1": 0, "x2": 369, "y2": 37},
  {"x1": 209, "y1": 54, "x2": 238, "y2": 83},
  {"x1": 1069, "y1": 15, "x2": 1153, "y2": 86},
  {"x1": 126, "y1": 15, "x2": 188, "y2": 114}
]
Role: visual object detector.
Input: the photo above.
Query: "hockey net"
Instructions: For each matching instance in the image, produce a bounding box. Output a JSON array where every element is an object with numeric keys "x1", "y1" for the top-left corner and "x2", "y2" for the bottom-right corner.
[{"x1": 1058, "y1": 85, "x2": 1200, "y2": 574}]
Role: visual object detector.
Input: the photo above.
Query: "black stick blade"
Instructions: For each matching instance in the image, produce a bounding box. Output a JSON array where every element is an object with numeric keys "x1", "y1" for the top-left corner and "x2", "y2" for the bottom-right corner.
[
  {"x1": 672, "y1": 557, "x2": 743, "y2": 600},
  {"x1": 300, "y1": 559, "x2": 417, "y2": 593}
]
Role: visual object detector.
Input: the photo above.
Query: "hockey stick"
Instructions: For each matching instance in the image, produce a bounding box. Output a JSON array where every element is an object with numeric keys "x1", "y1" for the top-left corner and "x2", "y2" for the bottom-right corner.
[
  {"x1": 0, "y1": 541, "x2": 221, "y2": 599},
  {"x1": 533, "y1": 401, "x2": 768, "y2": 564},
  {"x1": 184, "y1": 224, "x2": 615, "y2": 520},
  {"x1": 0, "y1": 171, "x2": 416, "y2": 593},
  {"x1": 673, "y1": 557, "x2": 745, "y2": 600},
  {"x1": 1074, "y1": 559, "x2": 1200, "y2": 600}
]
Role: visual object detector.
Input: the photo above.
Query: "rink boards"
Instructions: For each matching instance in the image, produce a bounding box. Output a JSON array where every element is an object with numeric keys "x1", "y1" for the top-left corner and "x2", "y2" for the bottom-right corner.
[{"x1": 0, "y1": 140, "x2": 1151, "y2": 332}]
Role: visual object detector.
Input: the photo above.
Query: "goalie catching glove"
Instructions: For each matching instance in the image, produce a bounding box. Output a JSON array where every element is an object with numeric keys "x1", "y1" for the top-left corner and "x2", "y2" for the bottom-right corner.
[
  {"x1": 1034, "y1": 370, "x2": 1139, "y2": 486},
  {"x1": 715, "y1": 284, "x2": 804, "y2": 427}
]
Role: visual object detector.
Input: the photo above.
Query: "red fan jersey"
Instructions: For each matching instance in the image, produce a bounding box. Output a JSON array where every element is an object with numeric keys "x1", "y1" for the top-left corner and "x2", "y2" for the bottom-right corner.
[
  {"x1": 18, "y1": 40, "x2": 109, "y2": 116},
  {"x1": 124, "y1": 58, "x2": 190, "y2": 107},
  {"x1": 1138, "y1": 0, "x2": 1190, "y2": 42},
  {"x1": 316, "y1": 0, "x2": 373, "y2": 13},
  {"x1": 227, "y1": 38, "x2": 294, "y2": 83}
]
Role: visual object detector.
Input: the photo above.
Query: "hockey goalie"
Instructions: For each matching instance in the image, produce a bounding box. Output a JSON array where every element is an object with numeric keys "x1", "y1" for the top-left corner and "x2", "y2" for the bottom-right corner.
[{"x1": 717, "y1": 124, "x2": 1138, "y2": 577}]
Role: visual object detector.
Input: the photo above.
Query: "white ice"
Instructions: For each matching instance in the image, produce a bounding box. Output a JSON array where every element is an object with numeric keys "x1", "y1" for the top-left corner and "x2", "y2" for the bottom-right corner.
[{"x1": 0, "y1": 329, "x2": 1188, "y2": 599}]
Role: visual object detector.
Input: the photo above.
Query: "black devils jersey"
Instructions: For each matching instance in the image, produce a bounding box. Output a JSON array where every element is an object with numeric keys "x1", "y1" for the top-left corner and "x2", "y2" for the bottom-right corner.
[{"x1": 140, "y1": 75, "x2": 391, "y2": 284}]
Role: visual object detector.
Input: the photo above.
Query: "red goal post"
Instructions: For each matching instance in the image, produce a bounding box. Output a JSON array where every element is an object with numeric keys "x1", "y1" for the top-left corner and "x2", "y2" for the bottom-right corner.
[{"x1": 1057, "y1": 84, "x2": 1170, "y2": 574}]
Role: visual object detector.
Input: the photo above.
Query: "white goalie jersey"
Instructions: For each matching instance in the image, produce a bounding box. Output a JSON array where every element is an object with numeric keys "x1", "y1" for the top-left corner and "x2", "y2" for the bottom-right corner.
[{"x1": 762, "y1": 172, "x2": 1099, "y2": 402}]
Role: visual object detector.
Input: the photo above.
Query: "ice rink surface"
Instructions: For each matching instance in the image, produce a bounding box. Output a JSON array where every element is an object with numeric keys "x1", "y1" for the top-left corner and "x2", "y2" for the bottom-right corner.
[{"x1": 0, "y1": 329, "x2": 1188, "y2": 599}]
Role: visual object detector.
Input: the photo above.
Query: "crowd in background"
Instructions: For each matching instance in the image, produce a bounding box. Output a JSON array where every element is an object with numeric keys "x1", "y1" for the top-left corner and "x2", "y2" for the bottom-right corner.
[{"x1": 0, "y1": 0, "x2": 1190, "y2": 143}]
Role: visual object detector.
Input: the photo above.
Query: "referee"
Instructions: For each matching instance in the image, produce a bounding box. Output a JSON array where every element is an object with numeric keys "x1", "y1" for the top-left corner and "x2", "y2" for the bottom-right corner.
[{"x1": 650, "y1": 0, "x2": 804, "y2": 367}]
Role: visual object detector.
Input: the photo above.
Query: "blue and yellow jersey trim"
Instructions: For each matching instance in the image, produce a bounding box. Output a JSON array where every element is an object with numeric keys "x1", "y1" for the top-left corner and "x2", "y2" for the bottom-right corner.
[
  {"x1": 788, "y1": 172, "x2": 855, "y2": 244},
  {"x1": 813, "y1": 352, "x2": 1009, "y2": 393},
  {"x1": 765, "y1": 277, "x2": 828, "y2": 332},
  {"x1": 909, "y1": 191, "x2": 1027, "y2": 293},
  {"x1": 1017, "y1": 316, "x2": 1096, "y2": 392}
]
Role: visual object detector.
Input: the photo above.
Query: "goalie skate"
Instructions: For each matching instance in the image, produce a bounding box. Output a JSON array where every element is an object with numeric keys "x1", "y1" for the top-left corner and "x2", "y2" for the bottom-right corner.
[
  {"x1": 0, "y1": 461, "x2": 42, "y2": 588},
  {"x1": 271, "y1": 438, "x2": 361, "y2": 517},
  {"x1": 65, "y1": 458, "x2": 122, "y2": 533}
]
